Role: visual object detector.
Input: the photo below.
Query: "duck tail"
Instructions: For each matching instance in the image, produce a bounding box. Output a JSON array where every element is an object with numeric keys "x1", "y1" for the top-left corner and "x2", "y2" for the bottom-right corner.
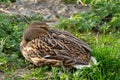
[
  {"x1": 90, "y1": 56, "x2": 97, "y2": 65},
  {"x1": 73, "y1": 56, "x2": 97, "y2": 69}
]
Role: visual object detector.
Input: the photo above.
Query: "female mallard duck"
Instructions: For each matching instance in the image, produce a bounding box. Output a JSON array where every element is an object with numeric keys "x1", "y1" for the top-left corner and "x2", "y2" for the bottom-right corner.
[{"x1": 20, "y1": 21, "x2": 97, "y2": 69}]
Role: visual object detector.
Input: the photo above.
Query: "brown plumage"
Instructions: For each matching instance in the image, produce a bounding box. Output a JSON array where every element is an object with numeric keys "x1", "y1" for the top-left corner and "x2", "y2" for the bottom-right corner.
[{"x1": 20, "y1": 21, "x2": 96, "y2": 69}]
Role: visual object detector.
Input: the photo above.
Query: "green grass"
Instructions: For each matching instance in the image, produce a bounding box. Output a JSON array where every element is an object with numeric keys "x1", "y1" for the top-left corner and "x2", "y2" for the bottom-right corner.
[
  {"x1": 57, "y1": 0, "x2": 120, "y2": 33},
  {"x1": 0, "y1": 13, "x2": 120, "y2": 80},
  {"x1": 0, "y1": 1, "x2": 120, "y2": 79},
  {"x1": 0, "y1": 0, "x2": 16, "y2": 3}
]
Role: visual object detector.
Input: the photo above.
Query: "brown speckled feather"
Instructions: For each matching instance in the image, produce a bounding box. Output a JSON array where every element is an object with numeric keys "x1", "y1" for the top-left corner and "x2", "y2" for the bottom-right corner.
[{"x1": 20, "y1": 21, "x2": 92, "y2": 68}]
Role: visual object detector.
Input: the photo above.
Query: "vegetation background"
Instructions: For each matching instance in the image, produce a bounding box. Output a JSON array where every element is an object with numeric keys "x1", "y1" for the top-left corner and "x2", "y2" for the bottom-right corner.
[{"x1": 0, "y1": 0, "x2": 120, "y2": 80}]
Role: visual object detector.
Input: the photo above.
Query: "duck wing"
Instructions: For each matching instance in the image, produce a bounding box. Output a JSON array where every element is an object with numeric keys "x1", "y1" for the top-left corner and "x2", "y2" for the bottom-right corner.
[
  {"x1": 48, "y1": 29, "x2": 91, "y2": 64},
  {"x1": 51, "y1": 29, "x2": 92, "y2": 52},
  {"x1": 20, "y1": 37, "x2": 76, "y2": 67}
]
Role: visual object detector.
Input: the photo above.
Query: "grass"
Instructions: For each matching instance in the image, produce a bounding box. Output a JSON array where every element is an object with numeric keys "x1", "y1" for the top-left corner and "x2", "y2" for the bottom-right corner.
[
  {"x1": 18, "y1": 32, "x2": 119, "y2": 80},
  {"x1": 0, "y1": 14, "x2": 120, "y2": 80},
  {"x1": 0, "y1": 1, "x2": 120, "y2": 79}
]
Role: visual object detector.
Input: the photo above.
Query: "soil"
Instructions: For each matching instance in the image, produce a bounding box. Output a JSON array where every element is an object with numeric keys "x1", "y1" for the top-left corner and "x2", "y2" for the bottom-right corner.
[{"x1": 0, "y1": 0, "x2": 89, "y2": 25}]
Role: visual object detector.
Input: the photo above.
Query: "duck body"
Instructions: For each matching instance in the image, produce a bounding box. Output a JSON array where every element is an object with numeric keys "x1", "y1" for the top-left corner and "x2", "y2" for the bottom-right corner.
[{"x1": 20, "y1": 22, "x2": 95, "y2": 69}]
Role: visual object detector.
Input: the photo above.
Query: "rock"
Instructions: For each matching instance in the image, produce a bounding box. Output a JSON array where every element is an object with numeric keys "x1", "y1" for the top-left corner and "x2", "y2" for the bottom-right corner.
[{"x1": 1, "y1": 0, "x2": 89, "y2": 21}]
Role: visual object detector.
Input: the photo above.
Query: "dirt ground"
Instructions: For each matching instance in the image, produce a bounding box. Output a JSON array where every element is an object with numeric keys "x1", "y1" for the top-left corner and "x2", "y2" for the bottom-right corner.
[{"x1": 0, "y1": 0, "x2": 89, "y2": 22}]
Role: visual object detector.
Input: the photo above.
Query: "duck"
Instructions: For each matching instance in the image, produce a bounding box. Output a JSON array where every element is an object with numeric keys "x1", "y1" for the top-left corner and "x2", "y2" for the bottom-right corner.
[{"x1": 20, "y1": 21, "x2": 97, "y2": 69}]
